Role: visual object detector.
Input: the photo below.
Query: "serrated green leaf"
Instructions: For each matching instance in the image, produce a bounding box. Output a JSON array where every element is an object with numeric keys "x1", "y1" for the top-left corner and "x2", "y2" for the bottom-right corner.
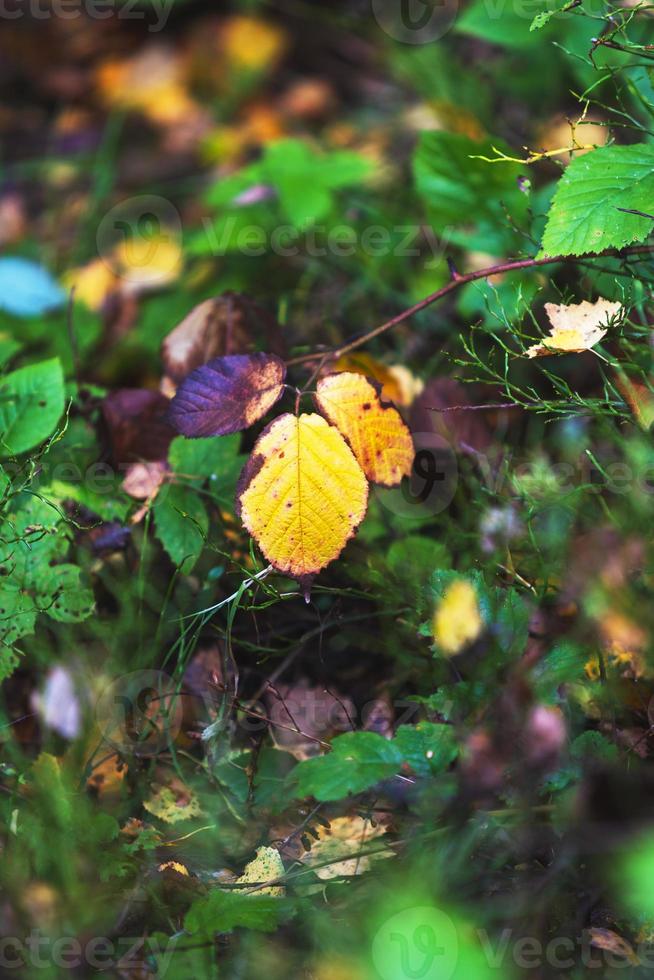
[
  {"x1": 153, "y1": 483, "x2": 209, "y2": 570},
  {"x1": 293, "y1": 732, "x2": 402, "y2": 802},
  {"x1": 393, "y1": 722, "x2": 459, "y2": 777},
  {"x1": 0, "y1": 358, "x2": 65, "y2": 457},
  {"x1": 539, "y1": 144, "x2": 654, "y2": 257},
  {"x1": 35, "y1": 563, "x2": 94, "y2": 623}
]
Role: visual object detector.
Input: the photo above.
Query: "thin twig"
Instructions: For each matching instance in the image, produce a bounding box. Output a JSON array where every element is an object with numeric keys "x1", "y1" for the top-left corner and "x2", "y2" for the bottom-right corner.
[{"x1": 286, "y1": 245, "x2": 654, "y2": 368}]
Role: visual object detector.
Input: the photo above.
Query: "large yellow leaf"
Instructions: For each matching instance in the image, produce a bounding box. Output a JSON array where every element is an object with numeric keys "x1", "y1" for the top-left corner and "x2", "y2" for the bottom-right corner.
[
  {"x1": 236, "y1": 413, "x2": 368, "y2": 594},
  {"x1": 315, "y1": 372, "x2": 414, "y2": 486}
]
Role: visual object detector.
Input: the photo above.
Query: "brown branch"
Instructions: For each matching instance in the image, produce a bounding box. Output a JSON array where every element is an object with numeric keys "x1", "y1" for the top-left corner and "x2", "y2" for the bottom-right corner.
[{"x1": 286, "y1": 245, "x2": 654, "y2": 368}]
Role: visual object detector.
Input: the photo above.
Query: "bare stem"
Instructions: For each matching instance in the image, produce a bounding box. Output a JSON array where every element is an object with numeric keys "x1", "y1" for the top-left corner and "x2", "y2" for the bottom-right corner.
[{"x1": 286, "y1": 245, "x2": 654, "y2": 368}]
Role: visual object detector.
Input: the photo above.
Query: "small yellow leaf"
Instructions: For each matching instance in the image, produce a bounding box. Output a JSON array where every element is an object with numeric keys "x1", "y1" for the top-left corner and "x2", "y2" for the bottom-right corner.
[
  {"x1": 526, "y1": 298, "x2": 623, "y2": 358},
  {"x1": 237, "y1": 413, "x2": 368, "y2": 592},
  {"x1": 114, "y1": 233, "x2": 182, "y2": 291},
  {"x1": 220, "y1": 16, "x2": 288, "y2": 72},
  {"x1": 236, "y1": 846, "x2": 285, "y2": 896},
  {"x1": 315, "y1": 372, "x2": 414, "y2": 486},
  {"x1": 63, "y1": 258, "x2": 116, "y2": 311},
  {"x1": 158, "y1": 861, "x2": 190, "y2": 877},
  {"x1": 433, "y1": 579, "x2": 483, "y2": 656},
  {"x1": 143, "y1": 784, "x2": 203, "y2": 825},
  {"x1": 301, "y1": 816, "x2": 390, "y2": 880}
]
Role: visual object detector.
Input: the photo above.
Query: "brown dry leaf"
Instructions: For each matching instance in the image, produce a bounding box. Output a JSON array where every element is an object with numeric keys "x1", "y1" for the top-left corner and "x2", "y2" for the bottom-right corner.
[
  {"x1": 279, "y1": 78, "x2": 336, "y2": 120},
  {"x1": 615, "y1": 371, "x2": 654, "y2": 431},
  {"x1": 102, "y1": 389, "x2": 175, "y2": 465},
  {"x1": 588, "y1": 928, "x2": 639, "y2": 965},
  {"x1": 161, "y1": 292, "x2": 285, "y2": 387},
  {"x1": 301, "y1": 816, "x2": 390, "y2": 880},
  {"x1": 86, "y1": 752, "x2": 126, "y2": 800},
  {"x1": 266, "y1": 680, "x2": 355, "y2": 760},
  {"x1": 526, "y1": 298, "x2": 623, "y2": 358},
  {"x1": 122, "y1": 461, "x2": 170, "y2": 501}
]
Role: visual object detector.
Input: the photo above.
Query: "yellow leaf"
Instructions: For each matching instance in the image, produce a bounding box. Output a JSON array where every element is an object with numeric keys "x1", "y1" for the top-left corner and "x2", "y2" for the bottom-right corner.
[
  {"x1": 315, "y1": 372, "x2": 414, "y2": 486},
  {"x1": 236, "y1": 846, "x2": 285, "y2": 896},
  {"x1": 301, "y1": 816, "x2": 390, "y2": 880},
  {"x1": 143, "y1": 783, "x2": 203, "y2": 825},
  {"x1": 433, "y1": 579, "x2": 483, "y2": 656},
  {"x1": 220, "y1": 16, "x2": 288, "y2": 72},
  {"x1": 114, "y1": 232, "x2": 182, "y2": 291},
  {"x1": 63, "y1": 258, "x2": 116, "y2": 311},
  {"x1": 332, "y1": 353, "x2": 404, "y2": 404},
  {"x1": 96, "y1": 46, "x2": 198, "y2": 126},
  {"x1": 158, "y1": 861, "x2": 190, "y2": 877},
  {"x1": 526, "y1": 298, "x2": 623, "y2": 358},
  {"x1": 236, "y1": 413, "x2": 368, "y2": 593}
]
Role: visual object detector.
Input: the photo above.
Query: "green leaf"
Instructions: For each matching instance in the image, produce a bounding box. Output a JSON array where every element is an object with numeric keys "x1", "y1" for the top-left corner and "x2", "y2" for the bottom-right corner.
[
  {"x1": 35, "y1": 564, "x2": 94, "y2": 623},
  {"x1": 153, "y1": 483, "x2": 209, "y2": 570},
  {"x1": 169, "y1": 434, "x2": 245, "y2": 496},
  {"x1": 0, "y1": 358, "x2": 65, "y2": 456},
  {"x1": 185, "y1": 889, "x2": 287, "y2": 936},
  {"x1": 393, "y1": 722, "x2": 459, "y2": 777},
  {"x1": 0, "y1": 584, "x2": 37, "y2": 650},
  {"x1": 539, "y1": 144, "x2": 654, "y2": 257},
  {"x1": 293, "y1": 732, "x2": 403, "y2": 801},
  {"x1": 414, "y1": 132, "x2": 528, "y2": 253}
]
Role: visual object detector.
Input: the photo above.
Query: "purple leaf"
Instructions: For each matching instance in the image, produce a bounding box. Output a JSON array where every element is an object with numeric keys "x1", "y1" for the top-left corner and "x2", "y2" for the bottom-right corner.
[{"x1": 168, "y1": 353, "x2": 286, "y2": 437}]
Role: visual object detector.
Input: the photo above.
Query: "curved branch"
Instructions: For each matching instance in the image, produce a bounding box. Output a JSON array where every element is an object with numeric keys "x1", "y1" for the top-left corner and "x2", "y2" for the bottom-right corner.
[{"x1": 287, "y1": 244, "x2": 654, "y2": 367}]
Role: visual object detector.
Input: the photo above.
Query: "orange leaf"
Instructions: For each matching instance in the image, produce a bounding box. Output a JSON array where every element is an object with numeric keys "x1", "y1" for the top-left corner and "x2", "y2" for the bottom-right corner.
[{"x1": 315, "y1": 372, "x2": 414, "y2": 486}]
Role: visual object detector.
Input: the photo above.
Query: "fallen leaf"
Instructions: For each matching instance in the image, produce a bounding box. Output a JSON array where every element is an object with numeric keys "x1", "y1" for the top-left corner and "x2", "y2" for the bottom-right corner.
[
  {"x1": 526, "y1": 298, "x2": 623, "y2": 357},
  {"x1": 64, "y1": 258, "x2": 117, "y2": 311},
  {"x1": 615, "y1": 371, "x2": 654, "y2": 431},
  {"x1": 168, "y1": 353, "x2": 286, "y2": 437},
  {"x1": 433, "y1": 579, "x2": 483, "y2": 656},
  {"x1": 158, "y1": 861, "x2": 190, "y2": 877},
  {"x1": 96, "y1": 45, "x2": 199, "y2": 127},
  {"x1": 102, "y1": 389, "x2": 175, "y2": 465},
  {"x1": 236, "y1": 413, "x2": 368, "y2": 594},
  {"x1": 588, "y1": 928, "x2": 639, "y2": 965},
  {"x1": 236, "y1": 846, "x2": 285, "y2": 896},
  {"x1": 113, "y1": 231, "x2": 182, "y2": 293},
  {"x1": 161, "y1": 292, "x2": 284, "y2": 385},
  {"x1": 220, "y1": 16, "x2": 288, "y2": 73},
  {"x1": 266, "y1": 680, "x2": 356, "y2": 760},
  {"x1": 315, "y1": 372, "x2": 414, "y2": 486},
  {"x1": 143, "y1": 782, "x2": 203, "y2": 825},
  {"x1": 122, "y1": 460, "x2": 170, "y2": 500},
  {"x1": 301, "y1": 816, "x2": 390, "y2": 880}
]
